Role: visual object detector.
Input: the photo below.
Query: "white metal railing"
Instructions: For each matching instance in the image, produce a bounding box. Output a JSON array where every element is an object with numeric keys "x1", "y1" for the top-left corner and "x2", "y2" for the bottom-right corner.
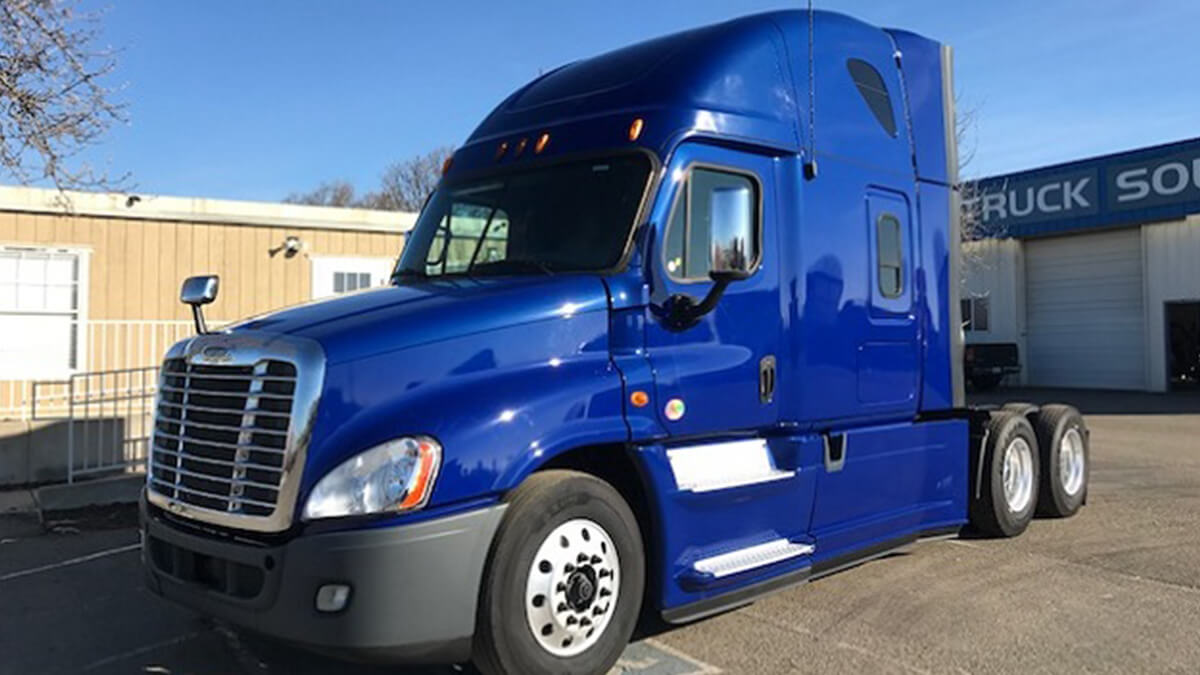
[
  {"x1": 32, "y1": 366, "x2": 160, "y2": 482},
  {"x1": 1, "y1": 319, "x2": 228, "y2": 421}
]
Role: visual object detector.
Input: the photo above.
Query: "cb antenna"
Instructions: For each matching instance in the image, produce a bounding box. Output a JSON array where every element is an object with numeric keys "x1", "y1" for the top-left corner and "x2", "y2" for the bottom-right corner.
[{"x1": 803, "y1": 0, "x2": 819, "y2": 180}]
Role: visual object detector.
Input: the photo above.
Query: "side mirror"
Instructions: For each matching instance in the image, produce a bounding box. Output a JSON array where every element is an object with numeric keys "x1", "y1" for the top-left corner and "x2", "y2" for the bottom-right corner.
[
  {"x1": 708, "y1": 184, "x2": 755, "y2": 277},
  {"x1": 181, "y1": 275, "x2": 219, "y2": 334}
]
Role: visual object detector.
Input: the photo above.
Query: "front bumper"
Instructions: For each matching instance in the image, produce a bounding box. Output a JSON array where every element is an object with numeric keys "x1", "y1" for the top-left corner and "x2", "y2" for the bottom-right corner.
[{"x1": 140, "y1": 495, "x2": 506, "y2": 664}]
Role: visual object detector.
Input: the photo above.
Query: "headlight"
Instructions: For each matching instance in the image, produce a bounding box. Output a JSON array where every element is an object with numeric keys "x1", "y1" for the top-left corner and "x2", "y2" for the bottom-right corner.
[{"x1": 302, "y1": 436, "x2": 441, "y2": 520}]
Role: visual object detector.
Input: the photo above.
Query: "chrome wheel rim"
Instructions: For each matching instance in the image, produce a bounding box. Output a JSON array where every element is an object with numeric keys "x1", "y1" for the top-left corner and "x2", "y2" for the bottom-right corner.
[
  {"x1": 1059, "y1": 428, "x2": 1086, "y2": 496},
  {"x1": 1002, "y1": 437, "x2": 1034, "y2": 513},
  {"x1": 524, "y1": 518, "x2": 620, "y2": 657}
]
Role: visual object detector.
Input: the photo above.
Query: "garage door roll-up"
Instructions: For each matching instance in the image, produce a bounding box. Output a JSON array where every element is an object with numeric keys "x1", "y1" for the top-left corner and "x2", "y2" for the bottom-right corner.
[{"x1": 1025, "y1": 228, "x2": 1145, "y2": 390}]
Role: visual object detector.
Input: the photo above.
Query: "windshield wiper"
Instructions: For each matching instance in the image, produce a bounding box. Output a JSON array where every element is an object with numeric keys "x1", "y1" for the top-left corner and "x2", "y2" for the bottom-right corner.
[
  {"x1": 391, "y1": 268, "x2": 428, "y2": 284},
  {"x1": 467, "y1": 259, "x2": 557, "y2": 277}
]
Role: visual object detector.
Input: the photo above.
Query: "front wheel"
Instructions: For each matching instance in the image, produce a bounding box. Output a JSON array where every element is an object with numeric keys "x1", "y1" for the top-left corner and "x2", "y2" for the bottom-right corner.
[{"x1": 473, "y1": 470, "x2": 644, "y2": 675}]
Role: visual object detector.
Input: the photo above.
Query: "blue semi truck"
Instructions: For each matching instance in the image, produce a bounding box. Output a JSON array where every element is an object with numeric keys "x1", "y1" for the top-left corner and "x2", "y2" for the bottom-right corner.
[{"x1": 140, "y1": 10, "x2": 1090, "y2": 674}]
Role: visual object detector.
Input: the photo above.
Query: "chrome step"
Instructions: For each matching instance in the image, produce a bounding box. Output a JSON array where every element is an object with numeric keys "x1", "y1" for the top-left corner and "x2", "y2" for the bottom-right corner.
[{"x1": 692, "y1": 539, "x2": 815, "y2": 579}]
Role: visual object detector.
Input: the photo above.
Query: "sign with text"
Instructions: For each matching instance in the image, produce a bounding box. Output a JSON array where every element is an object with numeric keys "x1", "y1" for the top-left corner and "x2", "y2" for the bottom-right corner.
[{"x1": 966, "y1": 138, "x2": 1200, "y2": 236}]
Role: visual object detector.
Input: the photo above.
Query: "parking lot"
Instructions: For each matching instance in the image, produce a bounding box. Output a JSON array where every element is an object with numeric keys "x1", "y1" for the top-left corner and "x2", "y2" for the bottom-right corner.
[{"x1": 2, "y1": 388, "x2": 1199, "y2": 675}]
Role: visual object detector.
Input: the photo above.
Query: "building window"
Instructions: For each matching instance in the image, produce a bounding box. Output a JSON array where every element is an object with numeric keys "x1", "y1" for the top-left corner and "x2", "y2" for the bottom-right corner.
[
  {"x1": 847, "y1": 58, "x2": 898, "y2": 138},
  {"x1": 876, "y1": 214, "x2": 904, "y2": 298},
  {"x1": 310, "y1": 256, "x2": 397, "y2": 299},
  {"x1": 333, "y1": 271, "x2": 371, "y2": 294},
  {"x1": 961, "y1": 296, "x2": 991, "y2": 332},
  {"x1": 0, "y1": 246, "x2": 86, "y2": 378},
  {"x1": 663, "y1": 167, "x2": 759, "y2": 281}
]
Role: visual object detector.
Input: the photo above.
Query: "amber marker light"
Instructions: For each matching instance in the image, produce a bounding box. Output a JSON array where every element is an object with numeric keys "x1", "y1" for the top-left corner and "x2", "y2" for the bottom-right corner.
[
  {"x1": 441, "y1": 155, "x2": 454, "y2": 175},
  {"x1": 495, "y1": 141, "x2": 509, "y2": 160},
  {"x1": 535, "y1": 132, "x2": 550, "y2": 154},
  {"x1": 514, "y1": 137, "x2": 528, "y2": 156},
  {"x1": 629, "y1": 117, "x2": 645, "y2": 142},
  {"x1": 630, "y1": 390, "x2": 650, "y2": 408}
]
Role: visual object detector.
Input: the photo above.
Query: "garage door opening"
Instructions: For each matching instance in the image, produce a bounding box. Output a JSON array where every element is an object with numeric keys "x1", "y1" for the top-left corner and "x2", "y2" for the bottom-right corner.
[{"x1": 1166, "y1": 301, "x2": 1200, "y2": 391}]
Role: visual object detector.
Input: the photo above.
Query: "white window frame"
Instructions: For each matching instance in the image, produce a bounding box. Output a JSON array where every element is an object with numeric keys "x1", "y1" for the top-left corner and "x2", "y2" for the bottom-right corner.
[
  {"x1": 310, "y1": 255, "x2": 397, "y2": 299},
  {"x1": 0, "y1": 244, "x2": 91, "y2": 380}
]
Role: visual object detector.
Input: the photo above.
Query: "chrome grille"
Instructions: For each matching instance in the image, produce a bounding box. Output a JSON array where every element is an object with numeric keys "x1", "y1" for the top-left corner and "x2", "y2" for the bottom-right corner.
[{"x1": 150, "y1": 358, "x2": 298, "y2": 517}]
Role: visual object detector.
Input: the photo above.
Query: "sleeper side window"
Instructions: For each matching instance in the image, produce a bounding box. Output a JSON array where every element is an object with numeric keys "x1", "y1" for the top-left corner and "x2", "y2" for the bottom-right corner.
[
  {"x1": 663, "y1": 167, "x2": 759, "y2": 281},
  {"x1": 876, "y1": 213, "x2": 904, "y2": 298},
  {"x1": 847, "y1": 58, "x2": 898, "y2": 138}
]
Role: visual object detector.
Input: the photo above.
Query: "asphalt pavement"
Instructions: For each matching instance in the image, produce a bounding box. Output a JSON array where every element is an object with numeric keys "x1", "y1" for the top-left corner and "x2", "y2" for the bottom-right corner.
[{"x1": 2, "y1": 388, "x2": 1198, "y2": 674}]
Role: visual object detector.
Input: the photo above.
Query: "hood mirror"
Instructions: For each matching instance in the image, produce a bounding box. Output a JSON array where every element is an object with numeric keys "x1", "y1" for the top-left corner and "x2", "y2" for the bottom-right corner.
[{"x1": 181, "y1": 275, "x2": 219, "y2": 334}]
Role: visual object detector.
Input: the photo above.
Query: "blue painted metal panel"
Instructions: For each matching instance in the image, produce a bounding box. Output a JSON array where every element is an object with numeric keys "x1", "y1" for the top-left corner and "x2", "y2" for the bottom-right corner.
[
  {"x1": 251, "y1": 276, "x2": 631, "y2": 513},
  {"x1": 642, "y1": 141, "x2": 782, "y2": 437},
  {"x1": 969, "y1": 136, "x2": 1200, "y2": 238},
  {"x1": 887, "y1": 30, "x2": 950, "y2": 185},
  {"x1": 635, "y1": 435, "x2": 822, "y2": 611},
  {"x1": 809, "y1": 418, "x2": 968, "y2": 565}
]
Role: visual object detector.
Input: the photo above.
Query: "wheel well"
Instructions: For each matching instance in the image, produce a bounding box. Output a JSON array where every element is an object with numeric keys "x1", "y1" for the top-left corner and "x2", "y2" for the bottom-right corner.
[{"x1": 535, "y1": 444, "x2": 658, "y2": 601}]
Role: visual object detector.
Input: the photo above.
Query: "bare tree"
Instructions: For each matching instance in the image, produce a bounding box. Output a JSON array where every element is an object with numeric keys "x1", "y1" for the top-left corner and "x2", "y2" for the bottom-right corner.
[
  {"x1": 362, "y1": 146, "x2": 454, "y2": 212},
  {"x1": 0, "y1": 0, "x2": 126, "y2": 191},
  {"x1": 283, "y1": 180, "x2": 358, "y2": 207}
]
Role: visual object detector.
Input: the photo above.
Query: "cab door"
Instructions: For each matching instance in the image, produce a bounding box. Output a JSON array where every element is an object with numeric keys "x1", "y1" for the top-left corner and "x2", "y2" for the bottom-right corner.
[
  {"x1": 638, "y1": 143, "x2": 817, "y2": 615},
  {"x1": 643, "y1": 143, "x2": 781, "y2": 436}
]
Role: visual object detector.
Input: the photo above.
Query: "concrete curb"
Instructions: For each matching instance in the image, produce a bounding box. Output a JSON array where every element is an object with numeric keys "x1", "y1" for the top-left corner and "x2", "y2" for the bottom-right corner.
[
  {"x1": 0, "y1": 488, "x2": 38, "y2": 515},
  {"x1": 33, "y1": 475, "x2": 143, "y2": 513}
]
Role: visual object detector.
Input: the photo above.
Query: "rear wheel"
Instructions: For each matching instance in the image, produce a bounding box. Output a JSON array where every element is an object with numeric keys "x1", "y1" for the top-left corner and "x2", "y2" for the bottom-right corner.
[
  {"x1": 473, "y1": 470, "x2": 644, "y2": 675},
  {"x1": 970, "y1": 411, "x2": 1040, "y2": 537},
  {"x1": 1034, "y1": 404, "x2": 1089, "y2": 517}
]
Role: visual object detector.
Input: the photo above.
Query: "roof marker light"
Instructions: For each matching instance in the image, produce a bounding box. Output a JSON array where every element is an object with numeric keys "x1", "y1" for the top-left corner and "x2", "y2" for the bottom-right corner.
[
  {"x1": 441, "y1": 156, "x2": 454, "y2": 175},
  {"x1": 629, "y1": 118, "x2": 644, "y2": 142},
  {"x1": 495, "y1": 141, "x2": 509, "y2": 160},
  {"x1": 535, "y1": 132, "x2": 550, "y2": 154},
  {"x1": 514, "y1": 137, "x2": 528, "y2": 157}
]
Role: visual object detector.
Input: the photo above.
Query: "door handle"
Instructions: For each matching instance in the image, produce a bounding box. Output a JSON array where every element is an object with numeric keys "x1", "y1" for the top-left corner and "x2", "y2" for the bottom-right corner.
[
  {"x1": 759, "y1": 355, "x2": 776, "y2": 404},
  {"x1": 824, "y1": 433, "x2": 847, "y2": 473}
]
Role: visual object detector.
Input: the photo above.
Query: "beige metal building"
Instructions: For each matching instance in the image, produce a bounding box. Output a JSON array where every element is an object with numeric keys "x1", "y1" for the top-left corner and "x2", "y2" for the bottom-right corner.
[{"x1": 0, "y1": 185, "x2": 414, "y2": 420}]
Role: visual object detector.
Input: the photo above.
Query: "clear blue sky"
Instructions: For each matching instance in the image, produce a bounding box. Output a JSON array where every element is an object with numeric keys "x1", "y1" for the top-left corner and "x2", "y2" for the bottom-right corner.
[{"x1": 73, "y1": 0, "x2": 1200, "y2": 202}]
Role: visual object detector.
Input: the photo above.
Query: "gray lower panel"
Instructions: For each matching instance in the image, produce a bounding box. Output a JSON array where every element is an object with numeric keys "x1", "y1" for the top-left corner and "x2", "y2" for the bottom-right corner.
[{"x1": 142, "y1": 497, "x2": 506, "y2": 664}]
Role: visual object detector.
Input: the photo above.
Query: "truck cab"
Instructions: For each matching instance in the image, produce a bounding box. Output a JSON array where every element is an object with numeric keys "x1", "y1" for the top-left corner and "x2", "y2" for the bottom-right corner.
[{"x1": 141, "y1": 11, "x2": 1088, "y2": 675}]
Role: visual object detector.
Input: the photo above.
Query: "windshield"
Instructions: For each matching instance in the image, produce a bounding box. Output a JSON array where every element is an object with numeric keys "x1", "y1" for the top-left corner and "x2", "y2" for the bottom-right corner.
[{"x1": 395, "y1": 153, "x2": 651, "y2": 280}]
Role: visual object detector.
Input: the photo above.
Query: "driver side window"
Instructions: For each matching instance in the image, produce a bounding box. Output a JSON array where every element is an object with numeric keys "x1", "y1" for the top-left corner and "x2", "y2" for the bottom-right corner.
[{"x1": 662, "y1": 167, "x2": 759, "y2": 281}]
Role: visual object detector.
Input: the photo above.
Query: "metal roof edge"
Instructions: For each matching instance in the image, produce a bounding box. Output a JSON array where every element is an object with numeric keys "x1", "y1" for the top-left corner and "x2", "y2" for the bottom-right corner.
[{"x1": 0, "y1": 184, "x2": 416, "y2": 234}]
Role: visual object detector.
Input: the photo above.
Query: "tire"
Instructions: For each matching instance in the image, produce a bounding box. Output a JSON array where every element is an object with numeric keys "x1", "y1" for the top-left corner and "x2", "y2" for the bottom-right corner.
[
  {"x1": 970, "y1": 411, "x2": 1040, "y2": 537},
  {"x1": 1001, "y1": 402, "x2": 1037, "y2": 416},
  {"x1": 1033, "y1": 404, "x2": 1089, "y2": 517},
  {"x1": 473, "y1": 470, "x2": 645, "y2": 675}
]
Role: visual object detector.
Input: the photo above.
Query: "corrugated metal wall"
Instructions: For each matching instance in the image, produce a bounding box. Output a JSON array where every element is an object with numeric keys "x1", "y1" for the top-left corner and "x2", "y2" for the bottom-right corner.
[
  {"x1": 1024, "y1": 229, "x2": 1146, "y2": 390},
  {"x1": 0, "y1": 210, "x2": 403, "y2": 321},
  {"x1": 1144, "y1": 217, "x2": 1200, "y2": 391},
  {"x1": 0, "y1": 209, "x2": 404, "y2": 416},
  {"x1": 962, "y1": 239, "x2": 1024, "y2": 344}
]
